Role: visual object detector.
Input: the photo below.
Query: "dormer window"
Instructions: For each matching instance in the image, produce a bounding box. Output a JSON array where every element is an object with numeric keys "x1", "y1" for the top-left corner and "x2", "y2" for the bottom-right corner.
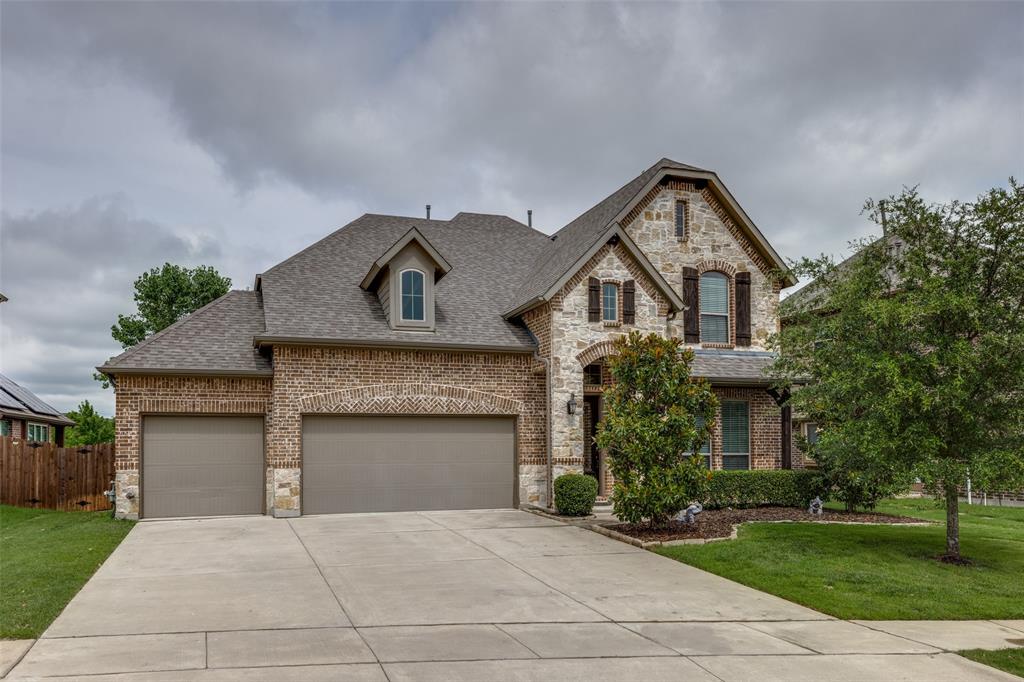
[
  {"x1": 359, "y1": 226, "x2": 452, "y2": 333},
  {"x1": 400, "y1": 269, "x2": 425, "y2": 321}
]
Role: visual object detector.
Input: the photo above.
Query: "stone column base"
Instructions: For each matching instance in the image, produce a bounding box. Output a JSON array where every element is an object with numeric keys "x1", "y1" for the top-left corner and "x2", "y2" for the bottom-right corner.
[
  {"x1": 272, "y1": 467, "x2": 301, "y2": 517},
  {"x1": 114, "y1": 470, "x2": 139, "y2": 520},
  {"x1": 518, "y1": 464, "x2": 548, "y2": 507}
]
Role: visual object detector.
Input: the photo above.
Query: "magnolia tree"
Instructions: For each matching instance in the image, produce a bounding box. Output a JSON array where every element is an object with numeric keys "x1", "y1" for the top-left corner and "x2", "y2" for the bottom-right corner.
[
  {"x1": 596, "y1": 331, "x2": 718, "y2": 527},
  {"x1": 772, "y1": 180, "x2": 1024, "y2": 562}
]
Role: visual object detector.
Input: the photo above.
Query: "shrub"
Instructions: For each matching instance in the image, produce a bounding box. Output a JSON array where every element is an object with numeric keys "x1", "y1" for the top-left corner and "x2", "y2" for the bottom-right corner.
[
  {"x1": 705, "y1": 470, "x2": 827, "y2": 509},
  {"x1": 812, "y1": 440, "x2": 913, "y2": 511},
  {"x1": 596, "y1": 332, "x2": 717, "y2": 527},
  {"x1": 554, "y1": 474, "x2": 598, "y2": 516}
]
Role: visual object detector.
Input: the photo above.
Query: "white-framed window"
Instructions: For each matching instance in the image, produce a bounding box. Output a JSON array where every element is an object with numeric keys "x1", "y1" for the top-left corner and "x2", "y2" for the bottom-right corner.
[
  {"x1": 400, "y1": 269, "x2": 425, "y2": 321},
  {"x1": 692, "y1": 413, "x2": 712, "y2": 469},
  {"x1": 721, "y1": 400, "x2": 749, "y2": 470},
  {"x1": 805, "y1": 422, "x2": 819, "y2": 446},
  {"x1": 28, "y1": 423, "x2": 48, "y2": 443},
  {"x1": 602, "y1": 282, "x2": 619, "y2": 323},
  {"x1": 674, "y1": 200, "x2": 687, "y2": 239},
  {"x1": 700, "y1": 272, "x2": 729, "y2": 343}
]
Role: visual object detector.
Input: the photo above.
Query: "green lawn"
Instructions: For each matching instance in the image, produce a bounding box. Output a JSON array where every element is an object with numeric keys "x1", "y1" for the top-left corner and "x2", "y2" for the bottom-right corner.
[
  {"x1": 655, "y1": 498, "x2": 1024, "y2": 620},
  {"x1": 959, "y1": 649, "x2": 1024, "y2": 679},
  {"x1": 1, "y1": 505, "x2": 134, "y2": 638}
]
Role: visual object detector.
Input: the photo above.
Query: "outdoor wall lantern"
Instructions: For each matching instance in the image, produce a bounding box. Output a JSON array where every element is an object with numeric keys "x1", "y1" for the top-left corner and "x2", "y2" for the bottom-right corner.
[{"x1": 566, "y1": 393, "x2": 578, "y2": 415}]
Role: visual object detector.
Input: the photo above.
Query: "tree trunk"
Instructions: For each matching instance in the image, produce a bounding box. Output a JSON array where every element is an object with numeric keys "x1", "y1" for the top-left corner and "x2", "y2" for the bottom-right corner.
[{"x1": 944, "y1": 482, "x2": 960, "y2": 560}]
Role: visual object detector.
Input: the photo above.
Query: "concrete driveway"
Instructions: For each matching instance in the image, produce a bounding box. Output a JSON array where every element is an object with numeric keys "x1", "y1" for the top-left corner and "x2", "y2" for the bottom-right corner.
[{"x1": 7, "y1": 510, "x2": 1016, "y2": 681}]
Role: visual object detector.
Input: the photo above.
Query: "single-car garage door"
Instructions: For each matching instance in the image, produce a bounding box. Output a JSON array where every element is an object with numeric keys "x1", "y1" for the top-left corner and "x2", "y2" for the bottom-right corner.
[
  {"x1": 302, "y1": 416, "x2": 514, "y2": 514},
  {"x1": 142, "y1": 416, "x2": 264, "y2": 519}
]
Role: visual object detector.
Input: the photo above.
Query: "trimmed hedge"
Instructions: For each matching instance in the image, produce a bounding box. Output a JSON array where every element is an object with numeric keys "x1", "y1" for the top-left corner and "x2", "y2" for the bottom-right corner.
[
  {"x1": 705, "y1": 469, "x2": 826, "y2": 509},
  {"x1": 554, "y1": 473, "x2": 599, "y2": 516}
]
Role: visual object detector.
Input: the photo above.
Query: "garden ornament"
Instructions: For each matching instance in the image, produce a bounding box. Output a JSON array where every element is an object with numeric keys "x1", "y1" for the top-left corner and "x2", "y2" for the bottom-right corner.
[
  {"x1": 676, "y1": 502, "x2": 703, "y2": 525},
  {"x1": 809, "y1": 496, "x2": 824, "y2": 516}
]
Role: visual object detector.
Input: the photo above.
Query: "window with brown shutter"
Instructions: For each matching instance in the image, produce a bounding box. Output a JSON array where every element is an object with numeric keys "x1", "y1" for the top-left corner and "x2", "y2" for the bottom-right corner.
[
  {"x1": 735, "y1": 272, "x2": 751, "y2": 346},
  {"x1": 622, "y1": 280, "x2": 635, "y2": 324},
  {"x1": 588, "y1": 277, "x2": 601, "y2": 322},
  {"x1": 682, "y1": 267, "x2": 700, "y2": 343}
]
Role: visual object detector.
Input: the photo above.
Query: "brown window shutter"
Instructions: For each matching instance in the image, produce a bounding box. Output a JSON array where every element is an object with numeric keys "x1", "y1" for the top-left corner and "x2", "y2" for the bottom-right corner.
[
  {"x1": 682, "y1": 267, "x2": 700, "y2": 343},
  {"x1": 735, "y1": 272, "x2": 751, "y2": 346},
  {"x1": 588, "y1": 277, "x2": 601, "y2": 322},
  {"x1": 622, "y1": 280, "x2": 636, "y2": 324}
]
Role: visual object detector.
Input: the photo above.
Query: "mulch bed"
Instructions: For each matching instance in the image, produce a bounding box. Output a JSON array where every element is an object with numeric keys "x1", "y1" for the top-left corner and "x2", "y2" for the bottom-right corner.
[{"x1": 608, "y1": 506, "x2": 926, "y2": 542}]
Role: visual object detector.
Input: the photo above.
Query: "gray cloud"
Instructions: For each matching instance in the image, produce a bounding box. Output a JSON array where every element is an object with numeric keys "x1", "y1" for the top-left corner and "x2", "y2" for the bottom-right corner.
[
  {"x1": 0, "y1": 196, "x2": 224, "y2": 414},
  {"x1": 2, "y1": 1, "x2": 1021, "y2": 414}
]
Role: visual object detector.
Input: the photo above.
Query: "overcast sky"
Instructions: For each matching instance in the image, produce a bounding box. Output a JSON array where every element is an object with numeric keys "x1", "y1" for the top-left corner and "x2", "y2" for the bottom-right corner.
[{"x1": 1, "y1": 1, "x2": 1021, "y2": 417}]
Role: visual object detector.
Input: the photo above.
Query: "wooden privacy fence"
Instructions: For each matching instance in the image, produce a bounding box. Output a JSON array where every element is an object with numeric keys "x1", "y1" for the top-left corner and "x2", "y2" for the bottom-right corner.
[{"x1": 0, "y1": 437, "x2": 115, "y2": 511}]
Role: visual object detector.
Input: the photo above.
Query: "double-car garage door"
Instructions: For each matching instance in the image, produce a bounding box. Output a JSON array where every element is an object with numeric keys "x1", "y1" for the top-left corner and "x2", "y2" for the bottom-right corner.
[
  {"x1": 302, "y1": 416, "x2": 515, "y2": 514},
  {"x1": 141, "y1": 415, "x2": 514, "y2": 518}
]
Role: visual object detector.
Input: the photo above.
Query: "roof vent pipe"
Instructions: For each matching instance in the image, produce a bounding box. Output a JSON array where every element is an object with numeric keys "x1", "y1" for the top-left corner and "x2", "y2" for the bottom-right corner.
[
  {"x1": 527, "y1": 210, "x2": 532, "y2": 229},
  {"x1": 426, "y1": 204, "x2": 431, "y2": 220}
]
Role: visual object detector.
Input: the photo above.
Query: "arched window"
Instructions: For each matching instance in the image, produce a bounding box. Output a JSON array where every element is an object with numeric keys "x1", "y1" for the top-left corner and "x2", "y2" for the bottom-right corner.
[
  {"x1": 700, "y1": 272, "x2": 729, "y2": 343},
  {"x1": 400, "y1": 269, "x2": 425, "y2": 321}
]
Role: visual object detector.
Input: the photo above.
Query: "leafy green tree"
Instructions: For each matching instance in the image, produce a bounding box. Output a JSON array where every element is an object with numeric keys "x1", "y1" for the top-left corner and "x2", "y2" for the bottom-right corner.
[
  {"x1": 595, "y1": 331, "x2": 718, "y2": 527},
  {"x1": 773, "y1": 180, "x2": 1024, "y2": 561},
  {"x1": 94, "y1": 263, "x2": 231, "y2": 387},
  {"x1": 111, "y1": 263, "x2": 231, "y2": 348},
  {"x1": 64, "y1": 400, "x2": 115, "y2": 445}
]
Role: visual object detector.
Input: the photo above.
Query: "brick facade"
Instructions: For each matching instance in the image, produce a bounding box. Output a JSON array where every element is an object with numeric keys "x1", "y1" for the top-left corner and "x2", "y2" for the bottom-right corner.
[
  {"x1": 266, "y1": 346, "x2": 547, "y2": 513},
  {"x1": 110, "y1": 375, "x2": 272, "y2": 519},
  {"x1": 709, "y1": 387, "x2": 804, "y2": 470}
]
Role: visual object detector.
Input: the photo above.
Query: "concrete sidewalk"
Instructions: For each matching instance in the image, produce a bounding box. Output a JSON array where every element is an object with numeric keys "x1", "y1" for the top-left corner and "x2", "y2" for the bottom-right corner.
[{"x1": 5, "y1": 511, "x2": 1021, "y2": 680}]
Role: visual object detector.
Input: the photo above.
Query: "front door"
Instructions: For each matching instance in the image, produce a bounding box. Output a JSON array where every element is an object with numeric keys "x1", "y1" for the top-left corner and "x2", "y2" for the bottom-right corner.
[{"x1": 583, "y1": 395, "x2": 602, "y2": 492}]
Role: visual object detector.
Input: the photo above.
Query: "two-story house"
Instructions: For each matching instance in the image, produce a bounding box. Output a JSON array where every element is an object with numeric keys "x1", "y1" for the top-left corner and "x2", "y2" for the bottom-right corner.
[{"x1": 99, "y1": 158, "x2": 799, "y2": 520}]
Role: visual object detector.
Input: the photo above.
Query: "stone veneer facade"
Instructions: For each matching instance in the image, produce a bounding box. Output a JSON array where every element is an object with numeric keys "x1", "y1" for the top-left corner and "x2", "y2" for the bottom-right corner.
[
  {"x1": 517, "y1": 184, "x2": 794, "y2": 487},
  {"x1": 112, "y1": 178, "x2": 798, "y2": 519},
  {"x1": 625, "y1": 181, "x2": 781, "y2": 348}
]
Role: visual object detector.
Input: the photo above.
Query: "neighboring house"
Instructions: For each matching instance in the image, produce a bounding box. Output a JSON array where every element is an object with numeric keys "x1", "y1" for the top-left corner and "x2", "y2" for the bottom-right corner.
[
  {"x1": 778, "y1": 233, "x2": 903, "y2": 464},
  {"x1": 98, "y1": 158, "x2": 801, "y2": 520},
  {"x1": 0, "y1": 374, "x2": 75, "y2": 445}
]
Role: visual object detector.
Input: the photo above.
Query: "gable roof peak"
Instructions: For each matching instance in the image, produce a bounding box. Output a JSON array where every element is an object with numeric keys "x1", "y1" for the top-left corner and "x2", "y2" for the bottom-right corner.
[
  {"x1": 652, "y1": 157, "x2": 709, "y2": 173},
  {"x1": 359, "y1": 226, "x2": 453, "y2": 291}
]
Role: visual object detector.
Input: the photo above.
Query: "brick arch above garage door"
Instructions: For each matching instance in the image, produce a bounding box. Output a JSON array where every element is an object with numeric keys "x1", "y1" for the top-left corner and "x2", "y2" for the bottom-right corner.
[{"x1": 298, "y1": 383, "x2": 522, "y2": 415}]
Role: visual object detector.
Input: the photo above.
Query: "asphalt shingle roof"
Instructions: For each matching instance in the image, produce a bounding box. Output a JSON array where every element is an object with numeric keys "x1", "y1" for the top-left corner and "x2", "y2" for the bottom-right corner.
[
  {"x1": 507, "y1": 158, "x2": 707, "y2": 313},
  {"x1": 258, "y1": 212, "x2": 551, "y2": 349},
  {"x1": 100, "y1": 159, "x2": 786, "y2": 387},
  {"x1": 101, "y1": 290, "x2": 272, "y2": 374},
  {"x1": 690, "y1": 349, "x2": 777, "y2": 384}
]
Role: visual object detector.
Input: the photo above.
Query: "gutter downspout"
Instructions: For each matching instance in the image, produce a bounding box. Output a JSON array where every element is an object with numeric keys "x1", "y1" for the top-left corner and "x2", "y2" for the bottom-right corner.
[
  {"x1": 523, "y1": 325, "x2": 554, "y2": 510},
  {"x1": 535, "y1": 350, "x2": 553, "y2": 510}
]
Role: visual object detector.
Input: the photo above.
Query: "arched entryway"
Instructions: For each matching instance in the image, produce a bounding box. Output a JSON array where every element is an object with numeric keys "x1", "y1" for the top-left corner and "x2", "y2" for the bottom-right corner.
[
  {"x1": 581, "y1": 361, "x2": 608, "y2": 495},
  {"x1": 576, "y1": 340, "x2": 620, "y2": 498}
]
